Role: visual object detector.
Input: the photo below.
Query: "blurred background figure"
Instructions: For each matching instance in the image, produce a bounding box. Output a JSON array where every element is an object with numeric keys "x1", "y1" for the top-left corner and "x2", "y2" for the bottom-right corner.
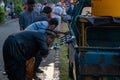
[
  {"x1": 66, "y1": 3, "x2": 74, "y2": 17},
  {"x1": 19, "y1": 0, "x2": 40, "y2": 30},
  {"x1": 34, "y1": 2, "x2": 42, "y2": 13},
  {"x1": 41, "y1": 2, "x2": 48, "y2": 11},
  {"x1": 8, "y1": 2, "x2": 14, "y2": 19},
  {"x1": 0, "y1": 0, "x2": 5, "y2": 8},
  {"x1": 36, "y1": 6, "x2": 52, "y2": 22},
  {"x1": 52, "y1": 2, "x2": 63, "y2": 31}
]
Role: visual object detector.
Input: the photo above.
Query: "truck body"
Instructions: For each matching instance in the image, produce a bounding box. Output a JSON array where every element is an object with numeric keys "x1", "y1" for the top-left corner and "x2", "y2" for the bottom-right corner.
[{"x1": 67, "y1": 0, "x2": 120, "y2": 80}]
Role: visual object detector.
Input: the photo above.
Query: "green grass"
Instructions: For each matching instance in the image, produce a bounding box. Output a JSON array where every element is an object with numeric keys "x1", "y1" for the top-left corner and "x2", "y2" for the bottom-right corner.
[
  {"x1": 60, "y1": 44, "x2": 69, "y2": 80},
  {"x1": 59, "y1": 22, "x2": 71, "y2": 80}
]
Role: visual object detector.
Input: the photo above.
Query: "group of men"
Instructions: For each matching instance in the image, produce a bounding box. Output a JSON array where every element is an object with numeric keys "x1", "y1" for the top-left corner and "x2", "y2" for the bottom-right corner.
[{"x1": 3, "y1": 0, "x2": 68, "y2": 80}]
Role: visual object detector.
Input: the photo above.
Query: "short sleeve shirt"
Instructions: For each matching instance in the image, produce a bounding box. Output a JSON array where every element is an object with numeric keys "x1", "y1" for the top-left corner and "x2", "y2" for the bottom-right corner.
[
  {"x1": 19, "y1": 10, "x2": 40, "y2": 29},
  {"x1": 25, "y1": 21, "x2": 48, "y2": 33}
]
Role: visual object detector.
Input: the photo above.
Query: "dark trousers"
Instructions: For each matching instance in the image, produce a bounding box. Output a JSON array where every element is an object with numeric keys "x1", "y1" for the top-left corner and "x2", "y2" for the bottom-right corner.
[
  {"x1": 34, "y1": 53, "x2": 42, "y2": 71},
  {"x1": 10, "y1": 12, "x2": 14, "y2": 19},
  {"x1": 7, "y1": 63, "x2": 26, "y2": 80},
  {"x1": 3, "y1": 36, "x2": 26, "y2": 80}
]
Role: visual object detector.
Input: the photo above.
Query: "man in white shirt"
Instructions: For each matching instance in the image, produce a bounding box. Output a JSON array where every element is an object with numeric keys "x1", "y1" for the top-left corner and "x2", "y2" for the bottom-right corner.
[
  {"x1": 52, "y1": 2, "x2": 63, "y2": 31},
  {"x1": 0, "y1": 0, "x2": 5, "y2": 8}
]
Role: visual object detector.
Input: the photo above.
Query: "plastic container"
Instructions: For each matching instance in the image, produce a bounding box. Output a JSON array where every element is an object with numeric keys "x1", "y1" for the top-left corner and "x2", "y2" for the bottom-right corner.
[{"x1": 92, "y1": 0, "x2": 120, "y2": 17}]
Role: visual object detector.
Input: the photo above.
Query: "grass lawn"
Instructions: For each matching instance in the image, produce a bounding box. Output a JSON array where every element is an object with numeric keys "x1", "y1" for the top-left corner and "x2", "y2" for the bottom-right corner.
[
  {"x1": 60, "y1": 44, "x2": 69, "y2": 80},
  {"x1": 59, "y1": 22, "x2": 70, "y2": 80}
]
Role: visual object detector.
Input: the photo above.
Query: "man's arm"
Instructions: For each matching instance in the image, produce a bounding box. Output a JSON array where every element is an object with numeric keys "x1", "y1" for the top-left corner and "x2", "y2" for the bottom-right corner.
[
  {"x1": 54, "y1": 30, "x2": 69, "y2": 34},
  {"x1": 36, "y1": 33, "x2": 49, "y2": 57}
]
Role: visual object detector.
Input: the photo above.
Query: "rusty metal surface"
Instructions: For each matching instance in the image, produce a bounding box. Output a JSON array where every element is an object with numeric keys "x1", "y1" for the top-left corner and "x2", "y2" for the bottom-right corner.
[{"x1": 79, "y1": 64, "x2": 120, "y2": 76}]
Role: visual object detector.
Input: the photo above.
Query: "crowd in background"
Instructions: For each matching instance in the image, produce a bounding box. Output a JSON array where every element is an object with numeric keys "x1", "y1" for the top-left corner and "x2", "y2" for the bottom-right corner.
[
  {"x1": 16, "y1": 0, "x2": 76, "y2": 34},
  {"x1": 0, "y1": 0, "x2": 75, "y2": 20},
  {"x1": 2, "y1": 0, "x2": 76, "y2": 80}
]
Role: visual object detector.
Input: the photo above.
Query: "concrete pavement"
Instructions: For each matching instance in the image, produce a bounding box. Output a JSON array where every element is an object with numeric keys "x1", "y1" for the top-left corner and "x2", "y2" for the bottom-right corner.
[
  {"x1": 0, "y1": 19, "x2": 19, "y2": 80},
  {"x1": 37, "y1": 49, "x2": 60, "y2": 80}
]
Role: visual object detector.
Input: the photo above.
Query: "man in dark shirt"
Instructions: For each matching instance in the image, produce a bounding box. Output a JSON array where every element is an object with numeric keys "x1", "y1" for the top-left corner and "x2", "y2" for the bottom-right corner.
[
  {"x1": 19, "y1": 0, "x2": 40, "y2": 30},
  {"x1": 3, "y1": 30, "x2": 56, "y2": 80}
]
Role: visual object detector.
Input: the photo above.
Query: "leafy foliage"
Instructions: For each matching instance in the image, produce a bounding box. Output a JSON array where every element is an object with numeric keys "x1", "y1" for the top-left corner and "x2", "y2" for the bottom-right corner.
[
  {"x1": 0, "y1": 6, "x2": 6, "y2": 23},
  {"x1": 14, "y1": 0, "x2": 23, "y2": 16}
]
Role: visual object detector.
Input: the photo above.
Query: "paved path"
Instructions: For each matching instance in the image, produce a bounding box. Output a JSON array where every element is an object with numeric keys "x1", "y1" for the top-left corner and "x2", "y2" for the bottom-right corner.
[
  {"x1": 0, "y1": 19, "x2": 60, "y2": 80},
  {"x1": 37, "y1": 49, "x2": 60, "y2": 80},
  {"x1": 0, "y1": 19, "x2": 19, "y2": 80}
]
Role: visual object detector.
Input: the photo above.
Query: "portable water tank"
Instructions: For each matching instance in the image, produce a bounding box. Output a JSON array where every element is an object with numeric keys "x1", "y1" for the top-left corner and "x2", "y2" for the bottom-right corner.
[{"x1": 92, "y1": 0, "x2": 120, "y2": 17}]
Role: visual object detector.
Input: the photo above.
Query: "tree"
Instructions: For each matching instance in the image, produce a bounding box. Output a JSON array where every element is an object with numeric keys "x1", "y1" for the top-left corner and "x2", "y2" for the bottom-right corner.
[
  {"x1": 14, "y1": 0, "x2": 23, "y2": 16},
  {"x1": 0, "y1": 6, "x2": 5, "y2": 23}
]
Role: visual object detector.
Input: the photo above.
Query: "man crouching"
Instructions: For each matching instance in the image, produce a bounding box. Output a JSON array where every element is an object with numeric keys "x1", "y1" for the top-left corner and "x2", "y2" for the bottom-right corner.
[{"x1": 3, "y1": 29, "x2": 56, "y2": 80}]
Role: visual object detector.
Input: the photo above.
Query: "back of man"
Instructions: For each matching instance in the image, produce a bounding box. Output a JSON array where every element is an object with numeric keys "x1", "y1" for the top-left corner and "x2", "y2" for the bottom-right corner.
[
  {"x1": 14, "y1": 31, "x2": 48, "y2": 59},
  {"x1": 3, "y1": 31, "x2": 48, "y2": 80}
]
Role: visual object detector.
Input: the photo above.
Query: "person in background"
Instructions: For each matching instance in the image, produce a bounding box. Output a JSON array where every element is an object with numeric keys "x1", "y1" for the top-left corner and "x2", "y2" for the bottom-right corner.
[
  {"x1": 35, "y1": 6, "x2": 52, "y2": 22},
  {"x1": 66, "y1": 3, "x2": 74, "y2": 16},
  {"x1": 3, "y1": 29, "x2": 57, "y2": 80},
  {"x1": 0, "y1": 0, "x2": 5, "y2": 8},
  {"x1": 52, "y1": 1, "x2": 63, "y2": 32},
  {"x1": 34, "y1": 2, "x2": 42, "y2": 13},
  {"x1": 63, "y1": 3, "x2": 74, "y2": 22},
  {"x1": 19, "y1": 0, "x2": 40, "y2": 30},
  {"x1": 41, "y1": 2, "x2": 47, "y2": 11},
  {"x1": 8, "y1": 2, "x2": 14, "y2": 19}
]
